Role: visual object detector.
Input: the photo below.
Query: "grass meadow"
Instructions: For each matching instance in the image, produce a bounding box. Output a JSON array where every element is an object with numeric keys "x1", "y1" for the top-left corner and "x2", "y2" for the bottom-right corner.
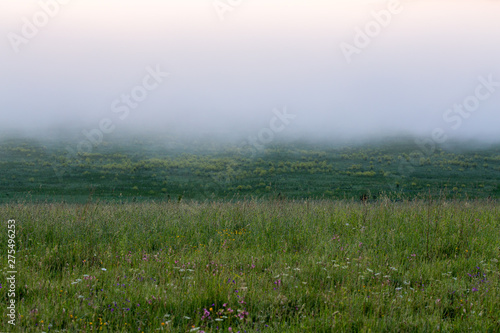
[{"x1": 1, "y1": 199, "x2": 499, "y2": 332}]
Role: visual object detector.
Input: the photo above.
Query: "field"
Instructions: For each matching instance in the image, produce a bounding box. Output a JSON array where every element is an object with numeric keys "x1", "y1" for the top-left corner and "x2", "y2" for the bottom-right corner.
[
  {"x1": 1, "y1": 199, "x2": 500, "y2": 332},
  {"x1": 1, "y1": 134, "x2": 500, "y2": 331},
  {"x1": 1, "y1": 133, "x2": 500, "y2": 203}
]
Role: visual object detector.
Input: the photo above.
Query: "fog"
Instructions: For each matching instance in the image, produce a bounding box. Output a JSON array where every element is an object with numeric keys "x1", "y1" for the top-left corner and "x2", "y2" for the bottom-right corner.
[{"x1": 1, "y1": 0, "x2": 500, "y2": 144}]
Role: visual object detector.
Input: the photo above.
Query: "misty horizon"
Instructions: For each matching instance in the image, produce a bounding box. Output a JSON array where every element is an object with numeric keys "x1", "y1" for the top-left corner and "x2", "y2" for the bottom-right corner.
[{"x1": 1, "y1": 0, "x2": 500, "y2": 144}]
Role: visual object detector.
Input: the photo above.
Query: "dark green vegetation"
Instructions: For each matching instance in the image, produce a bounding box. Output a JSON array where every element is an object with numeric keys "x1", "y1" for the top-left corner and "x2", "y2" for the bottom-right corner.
[
  {"x1": 1, "y1": 200, "x2": 499, "y2": 332},
  {"x1": 1, "y1": 134, "x2": 500, "y2": 203}
]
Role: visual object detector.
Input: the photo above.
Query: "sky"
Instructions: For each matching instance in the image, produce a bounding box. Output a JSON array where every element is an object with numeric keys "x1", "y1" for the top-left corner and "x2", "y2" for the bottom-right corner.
[{"x1": 1, "y1": 0, "x2": 500, "y2": 142}]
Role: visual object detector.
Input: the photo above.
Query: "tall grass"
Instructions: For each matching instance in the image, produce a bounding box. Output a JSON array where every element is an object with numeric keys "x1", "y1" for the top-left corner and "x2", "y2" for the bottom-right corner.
[{"x1": 1, "y1": 199, "x2": 499, "y2": 332}]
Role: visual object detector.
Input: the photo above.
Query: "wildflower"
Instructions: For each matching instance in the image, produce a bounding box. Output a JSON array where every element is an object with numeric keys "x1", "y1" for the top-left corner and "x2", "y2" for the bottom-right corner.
[{"x1": 101, "y1": 268, "x2": 107, "y2": 271}]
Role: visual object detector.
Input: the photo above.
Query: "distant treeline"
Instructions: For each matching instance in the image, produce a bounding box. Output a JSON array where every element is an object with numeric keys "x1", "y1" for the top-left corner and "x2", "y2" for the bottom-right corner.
[{"x1": 1, "y1": 135, "x2": 499, "y2": 203}]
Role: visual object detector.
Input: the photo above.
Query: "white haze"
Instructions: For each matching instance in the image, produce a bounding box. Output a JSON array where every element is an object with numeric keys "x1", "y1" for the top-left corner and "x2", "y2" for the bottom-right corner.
[{"x1": 1, "y1": 0, "x2": 500, "y2": 143}]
